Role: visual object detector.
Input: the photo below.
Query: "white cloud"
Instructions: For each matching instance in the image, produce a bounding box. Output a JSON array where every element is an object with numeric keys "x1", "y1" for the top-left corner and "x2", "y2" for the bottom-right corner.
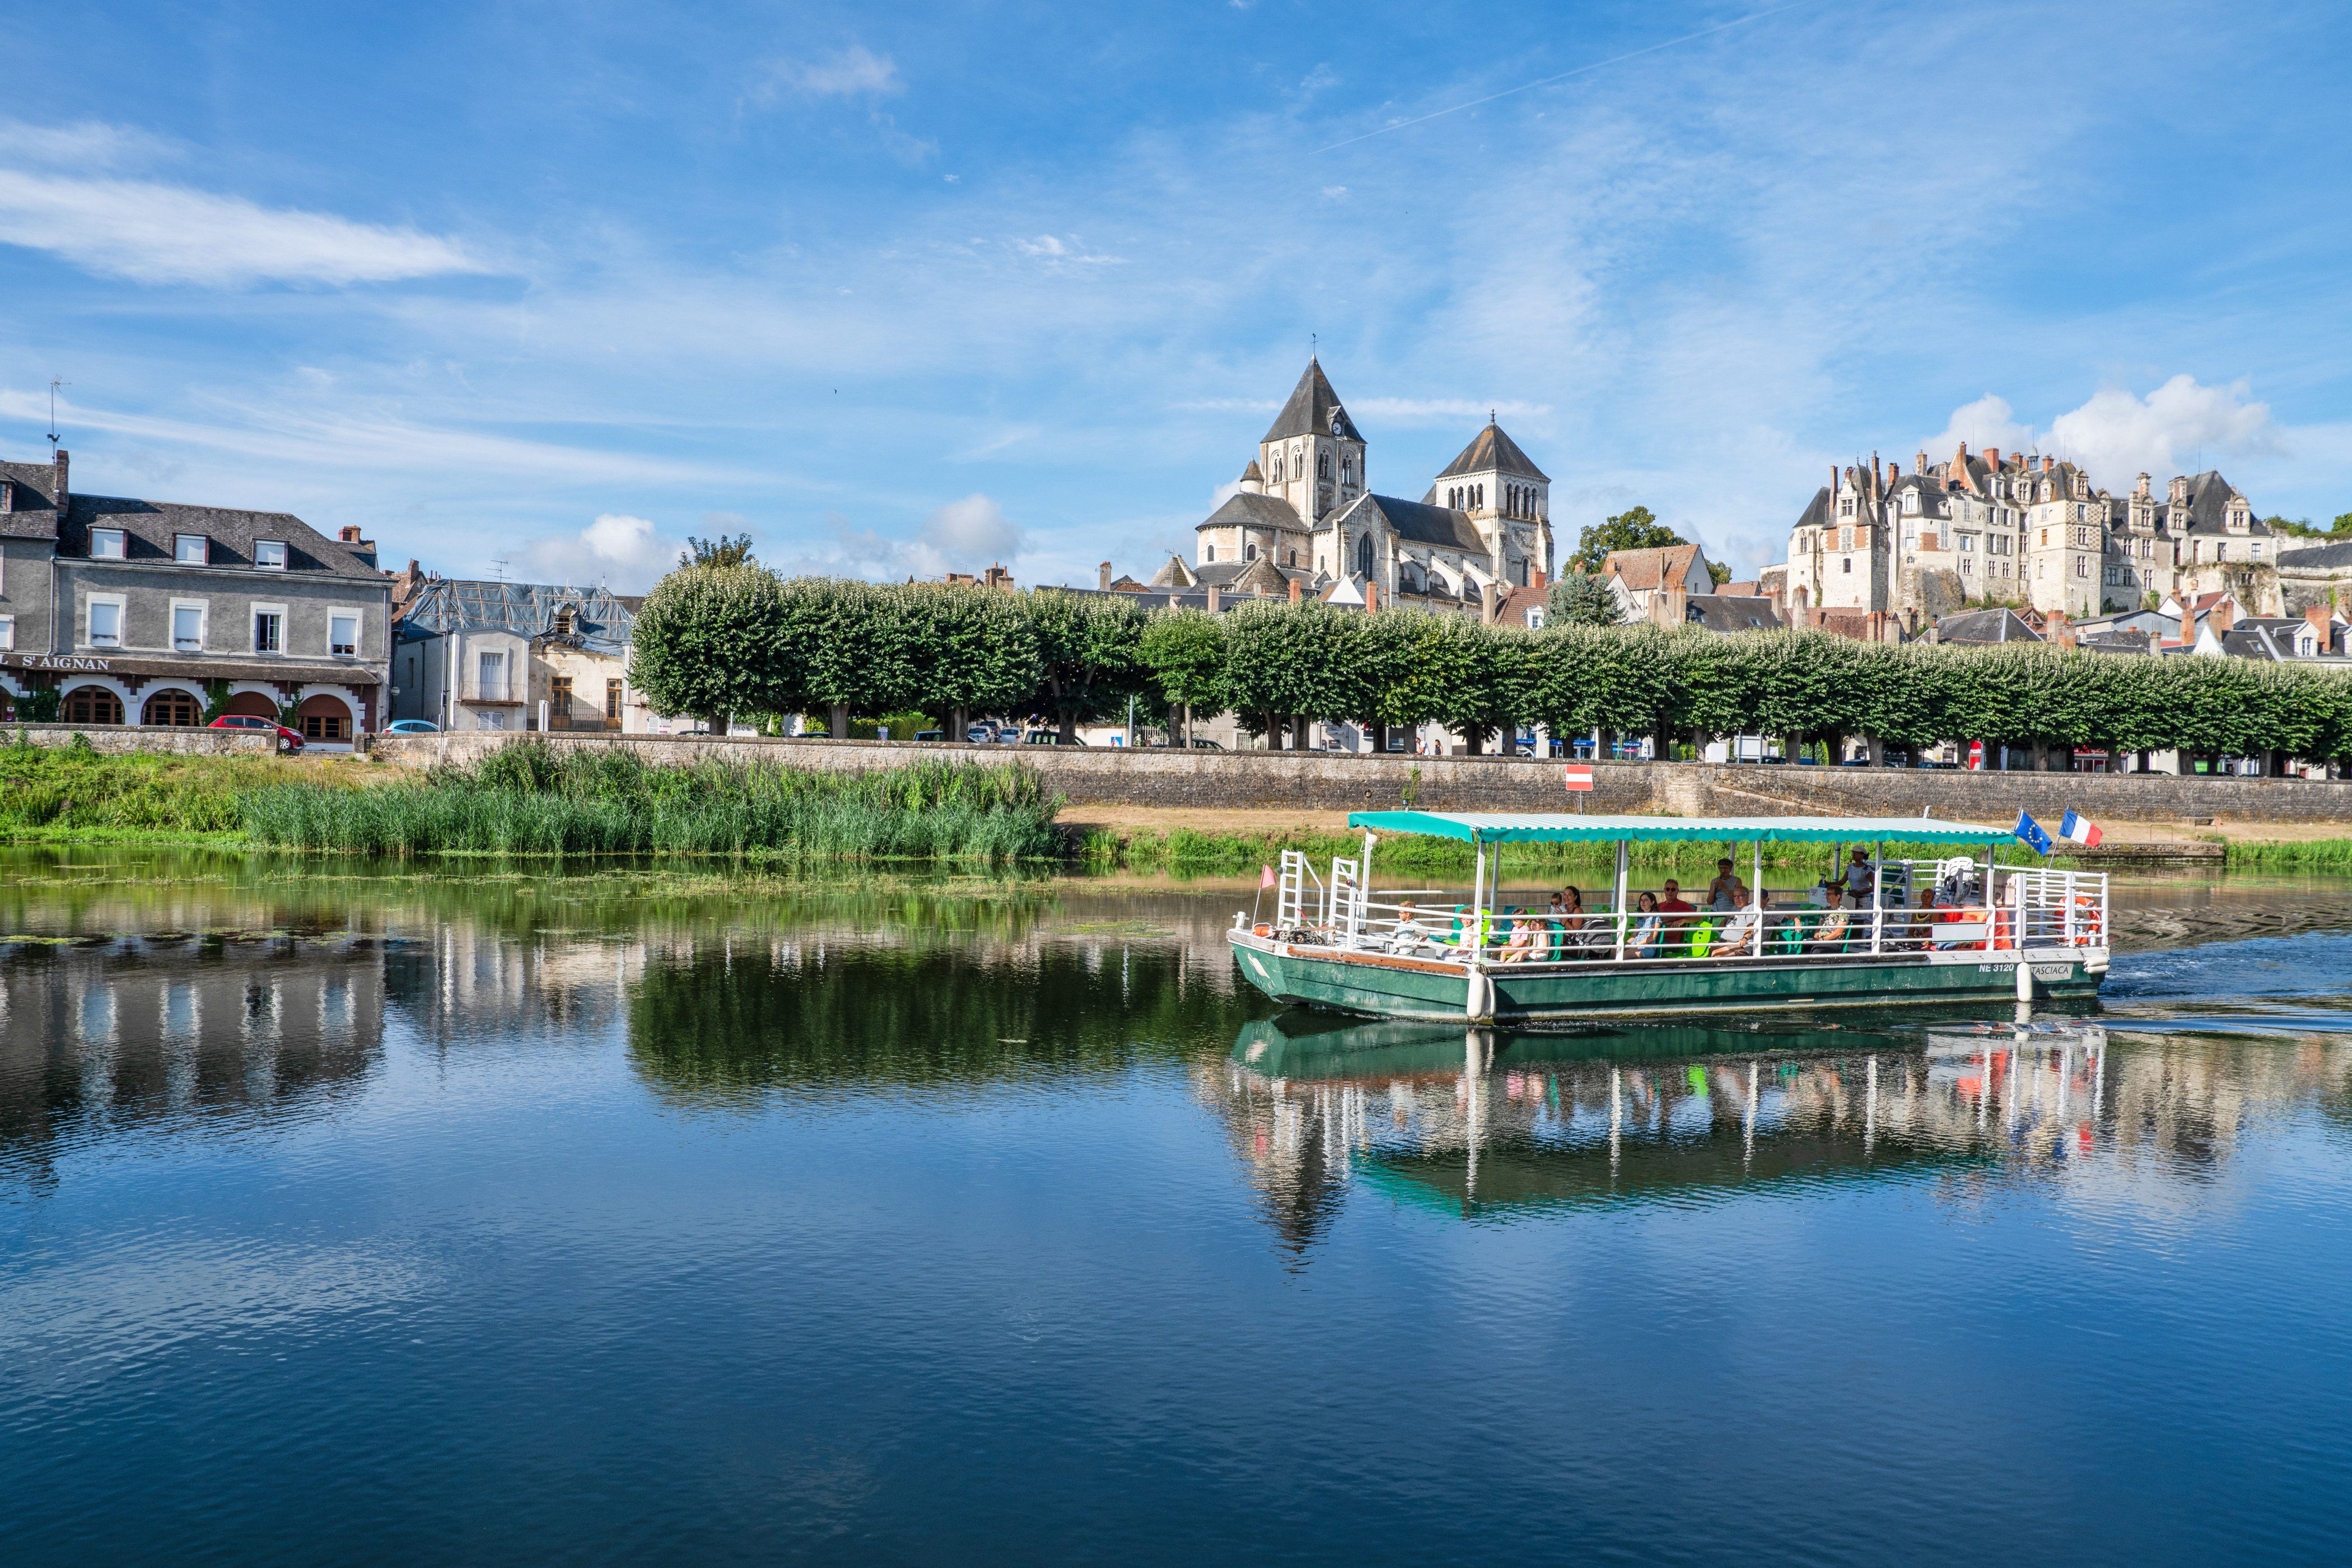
[
  {"x1": 1011, "y1": 234, "x2": 1123, "y2": 264},
  {"x1": 755, "y1": 45, "x2": 902, "y2": 101},
  {"x1": 1351, "y1": 397, "x2": 1552, "y2": 424},
  {"x1": 1919, "y1": 394, "x2": 2036, "y2": 464},
  {"x1": 523, "y1": 512, "x2": 684, "y2": 591},
  {"x1": 0, "y1": 116, "x2": 175, "y2": 170},
  {"x1": 919, "y1": 492, "x2": 1021, "y2": 567},
  {"x1": 2045, "y1": 376, "x2": 2276, "y2": 489},
  {"x1": 0, "y1": 170, "x2": 487, "y2": 287}
]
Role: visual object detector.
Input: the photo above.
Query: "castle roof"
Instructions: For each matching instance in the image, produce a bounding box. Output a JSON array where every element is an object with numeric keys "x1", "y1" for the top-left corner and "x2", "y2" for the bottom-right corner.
[
  {"x1": 1261, "y1": 358, "x2": 1362, "y2": 445},
  {"x1": 1436, "y1": 422, "x2": 1548, "y2": 482}
]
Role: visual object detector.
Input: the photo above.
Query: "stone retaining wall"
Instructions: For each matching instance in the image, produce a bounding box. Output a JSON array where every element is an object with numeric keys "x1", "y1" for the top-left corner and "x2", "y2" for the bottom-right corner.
[
  {"x1": 369, "y1": 731, "x2": 2352, "y2": 825},
  {"x1": 4, "y1": 723, "x2": 276, "y2": 756}
]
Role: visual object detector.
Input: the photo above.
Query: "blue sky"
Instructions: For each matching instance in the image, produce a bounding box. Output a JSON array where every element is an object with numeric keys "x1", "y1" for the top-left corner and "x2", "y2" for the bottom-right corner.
[{"x1": 2, "y1": 0, "x2": 2349, "y2": 590}]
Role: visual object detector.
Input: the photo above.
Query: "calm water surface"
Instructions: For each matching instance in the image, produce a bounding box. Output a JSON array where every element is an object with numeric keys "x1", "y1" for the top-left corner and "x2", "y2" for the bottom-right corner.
[{"x1": 4, "y1": 851, "x2": 2352, "y2": 1565}]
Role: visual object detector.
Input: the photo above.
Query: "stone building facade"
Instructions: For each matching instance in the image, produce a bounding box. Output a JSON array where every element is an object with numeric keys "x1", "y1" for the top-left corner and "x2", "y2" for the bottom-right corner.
[
  {"x1": 0, "y1": 450, "x2": 391, "y2": 742},
  {"x1": 1152, "y1": 359, "x2": 1555, "y2": 617},
  {"x1": 1775, "y1": 444, "x2": 2280, "y2": 631},
  {"x1": 390, "y1": 577, "x2": 648, "y2": 734}
]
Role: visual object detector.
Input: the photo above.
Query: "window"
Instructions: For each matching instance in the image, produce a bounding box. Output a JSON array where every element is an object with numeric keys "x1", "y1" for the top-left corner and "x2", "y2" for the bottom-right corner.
[
  {"x1": 554, "y1": 609, "x2": 573, "y2": 636},
  {"x1": 606, "y1": 679, "x2": 624, "y2": 722},
  {"x1": 2251, "y1": 543, "x2": 2262, "y2": 561},
  {"x1": 66, "y1": 687, "x2": 123, "y2": 725},
  {"x1": 172, "y1": 603, "x2": 204, "y2": 652},
  {"x1": 88, "y1": 598, "x2": 123, "y2": 647},
  {"x1": 477, "y1": 650, "x2": 507, "y2": 700},
  {"x1": 301, "y1": 711, "x2": 345, "y2": 741},
  {"x1": 253, "y1": 610, "x2": 283, "y2": 653},
  {"x1": 91, "y1": 528, "x2": 128, "y2": 559},
  {"x1": 1841, "y1": 558, "x2": 1852, "y2": 574},
  {"x1": 1244, "y1": 543, "x2": 1256, "y2": 561},
  {"x1": 176, "y1": 534, "x2": 208, "y2": 565},
  {"x1": 1203, "y1": 545, "x2": 1215, "y2": 562},
  {"x1": 1959, "y1": 533, "x2": 1975, "y2": 551},
  {"x1": 254, "y1": 540, "x2": 287, "y2": 570},
  {"x1": 330, "y1": 612, "x2": 360, "y2": 657},
  {"x1": 0, "y1": 614, "x2": 12, "y2": 650}
]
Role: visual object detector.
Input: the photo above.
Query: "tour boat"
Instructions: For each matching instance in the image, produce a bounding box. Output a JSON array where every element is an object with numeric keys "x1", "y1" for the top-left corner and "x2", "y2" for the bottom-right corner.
[{"x1": 1225, "y1": 811, "x2": 2108, "y2": 1023}]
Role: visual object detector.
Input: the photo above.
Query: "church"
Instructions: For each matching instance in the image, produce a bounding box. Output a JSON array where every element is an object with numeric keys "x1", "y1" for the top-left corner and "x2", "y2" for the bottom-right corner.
[{"x1": 1149, "y1": 359, "x2": 1555, "y2": 615}]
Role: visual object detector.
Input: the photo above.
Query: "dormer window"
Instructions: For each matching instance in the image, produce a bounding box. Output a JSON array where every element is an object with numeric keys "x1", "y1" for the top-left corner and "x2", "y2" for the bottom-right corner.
[
  {"x1": 90, "y1": 528, "x2": 127, "y2": 559},
  {"x1": 176, "y1": 534, "x2": 208, "y2": 565},
  {"x1": 254, "y1": 540, "x2": 287, "y2": 570},
  {"x1": 554, "y1": 609, "x2": 573, "y2": 636}
]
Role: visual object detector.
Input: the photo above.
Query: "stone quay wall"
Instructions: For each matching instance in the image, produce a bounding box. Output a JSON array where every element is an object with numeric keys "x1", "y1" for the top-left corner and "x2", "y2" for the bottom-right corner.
[
  {"x1": 369, "y1": 731, "x2": 2352, "y2": 826},
  {"x1": 4, "y1": 722, "x2": 276, "y2": 756}
]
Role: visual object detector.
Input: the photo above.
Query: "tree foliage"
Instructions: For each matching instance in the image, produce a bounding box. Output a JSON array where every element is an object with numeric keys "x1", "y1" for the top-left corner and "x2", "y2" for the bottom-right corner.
[
  {"x1": 628, "y1": 564, "x2": 795, "y2": 729},
  {"x1": 1567, "y1": 505, "x2": 1682, "y2": 572},
  {"x1": 679, "y1": 533, "x2": 757, "y2": 568},
  {"x1": 1547, "y1": 572, "x2": 1625, "y2": 627}
]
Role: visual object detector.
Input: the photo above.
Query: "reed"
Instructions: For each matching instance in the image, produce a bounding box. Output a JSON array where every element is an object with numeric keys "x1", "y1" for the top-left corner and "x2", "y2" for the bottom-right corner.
[{"x1": 239, "y1": 743, "x2": 1063, "y2": 862}]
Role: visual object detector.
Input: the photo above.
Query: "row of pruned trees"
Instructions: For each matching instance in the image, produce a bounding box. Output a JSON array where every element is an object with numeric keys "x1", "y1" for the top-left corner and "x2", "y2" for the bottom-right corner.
[{"x1": 627, "y1": 571, "x2": 2352, "y2": 765}]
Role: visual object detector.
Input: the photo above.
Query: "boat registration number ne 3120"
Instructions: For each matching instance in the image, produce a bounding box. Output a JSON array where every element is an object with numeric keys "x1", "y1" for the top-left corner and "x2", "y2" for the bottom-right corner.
[{"x1": 1226, "y1": 811, "x2": 2107, "y2": 1024}]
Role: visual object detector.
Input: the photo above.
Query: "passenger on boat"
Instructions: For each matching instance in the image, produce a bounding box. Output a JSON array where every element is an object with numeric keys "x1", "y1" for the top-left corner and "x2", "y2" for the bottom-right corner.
[
  {"x1": 1630, "y1": 890, "x2": 1665, "y2": 959},
  {"x1": 1497, "y1": 909, "x2": 1540, "y2": 963},
  {"x1": 1556, "y1": 885, "x2": 1596, "y2": 959},
  {"x1": 1712, "y1": 888, "x2": 1758, "y2": 954},
  {"x1": 1707, "y1": 859, "x2": 1748, "y2": 908},
  {"x1": 1386, "y1": 900, "x2": 1436, "y2": 956},
  {"x1": 1810, "y1": 884, "x2": 1852, "y2": 954},
  {"x1": 1844, "y1": 850, "x2": 1874, "y2": 902}
]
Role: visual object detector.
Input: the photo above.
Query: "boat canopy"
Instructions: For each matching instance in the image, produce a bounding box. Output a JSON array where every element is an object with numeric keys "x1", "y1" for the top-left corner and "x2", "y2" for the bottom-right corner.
[{"x1": 1344, "y1": 811, "x2": 2008, "y2": 846}]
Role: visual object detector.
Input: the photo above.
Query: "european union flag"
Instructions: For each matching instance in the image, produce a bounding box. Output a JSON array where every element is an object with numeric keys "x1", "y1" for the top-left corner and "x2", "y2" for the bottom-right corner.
[{"x1": 2013, "y1": 810, "x2": 2054, "y2": 856}]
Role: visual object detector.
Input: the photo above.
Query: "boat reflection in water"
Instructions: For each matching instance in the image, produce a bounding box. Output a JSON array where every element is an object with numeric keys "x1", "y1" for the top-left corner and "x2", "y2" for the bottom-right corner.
[{"x1": 1215, "y1": 1009, "x2": 2119, "y2": 1230}]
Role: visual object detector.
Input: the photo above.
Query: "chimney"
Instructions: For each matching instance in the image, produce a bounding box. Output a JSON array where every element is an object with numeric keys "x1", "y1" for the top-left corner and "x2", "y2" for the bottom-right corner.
[
  {"x1": 1366, "y1": 580, "x2": 1379, "y2": 612},
  {"x1": 2134, "y1": 472, "x2": 2151, "y2": 499},
  {"x1": 1206, "y1": 585, "x2": 1221, "y2": 614},
  {"x1": 1289, "y1": 576, "x2": 1302, "y2": 604},
  {"x1": 1531, "y1": 565, "x2": 1546, "y2": 590},
  {"x1": 1915, "y1": 451, "x2": 1928, "y2": 474},
  {"x1": 52, "y1": 448, "x2": 69, "y2": 523},
  {"x1": 2042, "y1": 455, "x2": 2055, "y2": 473},
  {"x1": 1986, "y1": 447, "x2": 2001, "y2": 470},
  {"x1": 1098, "y1": 561, "x2": 1113, "y2": 591},
  {"x1": 2212, "y1": 597, "x2": 2235, "y2": 634}
]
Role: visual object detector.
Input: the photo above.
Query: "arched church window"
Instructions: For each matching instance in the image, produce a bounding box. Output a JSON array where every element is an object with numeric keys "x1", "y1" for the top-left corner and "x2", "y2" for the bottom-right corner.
[
  {"x1": 1318, "y1": 451, "x2": 1329, "y2": 478},
  {"x1": 1205, "y1": 545, "x2": 1215, "y2": 562},
  {"x1": 1356, "y1": 533, "x2": 1374, "y2": 579},
  {"x1": 1245, "y1": 543, "x2": 1257, "y2": 561}
]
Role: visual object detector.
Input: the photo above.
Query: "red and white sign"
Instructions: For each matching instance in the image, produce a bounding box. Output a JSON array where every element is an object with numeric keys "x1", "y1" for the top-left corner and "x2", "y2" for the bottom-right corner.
[
  {"x1": 1563, "y1": 764, "x2": 1594, "y2": 793},
  {"x1": 1967, "y1": 740, "x2": 1984, "y2": 772}
]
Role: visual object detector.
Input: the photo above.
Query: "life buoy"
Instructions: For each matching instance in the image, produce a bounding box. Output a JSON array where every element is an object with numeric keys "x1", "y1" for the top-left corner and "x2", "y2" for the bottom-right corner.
[
  {"x1": 2071, "y1": 894, "x2": 2102, "y2": 945},
  {"x1": 1987, "y1": 908, "x2": 2012, "y2": 951}
]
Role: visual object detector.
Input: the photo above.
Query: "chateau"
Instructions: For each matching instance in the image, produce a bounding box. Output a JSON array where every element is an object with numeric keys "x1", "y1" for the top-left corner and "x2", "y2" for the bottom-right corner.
[
  {"x1": 1776, "y1": 444, "x2": 2282, "y2": 627},
  {"x1": 1150, "y1": 359, "x2": 1555, "y2": 615}
]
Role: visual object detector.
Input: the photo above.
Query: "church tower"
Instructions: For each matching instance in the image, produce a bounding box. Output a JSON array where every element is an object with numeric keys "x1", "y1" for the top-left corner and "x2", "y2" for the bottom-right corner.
[
  {"x1": 1258, "y1": 358, "x2": 1365, "y2": 530},
  {"x1": 1434, "y1": 419, "x2": 1552, "y2": 588}
]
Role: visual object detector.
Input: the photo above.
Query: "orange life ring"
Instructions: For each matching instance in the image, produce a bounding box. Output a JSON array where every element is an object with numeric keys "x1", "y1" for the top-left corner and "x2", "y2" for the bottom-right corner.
[{"x1": 2071, "y1": 895, "x2": 2102, "y2": 945}]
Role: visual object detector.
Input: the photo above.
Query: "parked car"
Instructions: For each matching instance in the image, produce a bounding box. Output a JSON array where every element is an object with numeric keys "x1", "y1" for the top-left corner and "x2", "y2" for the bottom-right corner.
[
  {"x1": 1023, "y1": 730, "x2": 1086, "y2": 745},
  {"x1": 384, "y1": 720, "x2": 440, "y2": 735},
  {"x1": 1188, "y1": 738, "x2": 1225, "y2": 750},
  {"x1": 208, "y1": 713, "x2": 304, "y2": 750},
  {"x1": 913, "y1": 730, "x2": 944, "y2": 743}
]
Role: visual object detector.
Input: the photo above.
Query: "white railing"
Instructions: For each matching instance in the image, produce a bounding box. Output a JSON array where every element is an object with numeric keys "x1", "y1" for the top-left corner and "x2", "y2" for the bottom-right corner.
[{"x1": 1262, "y1": 856, "x2": 2108, "y2": 969}]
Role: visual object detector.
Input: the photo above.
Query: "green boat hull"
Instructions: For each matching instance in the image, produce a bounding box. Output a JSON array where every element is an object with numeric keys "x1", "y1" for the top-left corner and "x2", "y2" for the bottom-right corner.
[{"x1": 1227, "y1": 932, "x2": 2103, "y2": 1023}]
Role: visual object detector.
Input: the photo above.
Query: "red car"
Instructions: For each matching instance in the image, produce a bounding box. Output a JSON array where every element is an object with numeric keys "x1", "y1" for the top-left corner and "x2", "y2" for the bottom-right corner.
[{"x1": 208, "y1": 713, "x2": 305, "y2": 750}]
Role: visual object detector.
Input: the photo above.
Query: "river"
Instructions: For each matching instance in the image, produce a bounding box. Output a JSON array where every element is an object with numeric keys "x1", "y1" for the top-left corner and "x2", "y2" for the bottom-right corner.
[{"x1": 4, "y1": 850, "x2": 2351, "y2": 1564}]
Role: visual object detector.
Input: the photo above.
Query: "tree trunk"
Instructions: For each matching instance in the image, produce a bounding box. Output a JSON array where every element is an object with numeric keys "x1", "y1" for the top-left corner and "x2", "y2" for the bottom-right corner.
[
  {"x1": 1057, "y1": 712, "x2": 1077, "y2": 745},
  {"x1": 1171, "y1": 702, "x2": 1187, "y2": 748},
  {"x1": 1291, "y1": 715, "x2": 1310, "y2": 752},
  {"x1": 950, "y1": 706, "x2": 967, "y2": 744},
  {"x1": 829, "y1": 703, "x2": 849, "y2": 739},
  {"x1": 1864, "y1": 735, "x2": 1886, "y2": 766},
  {"x1": 706, "y1": 711, "x2": 729, "y2": 736},
  {"x1": 1462, "y1": 726, "x2": 1484, "y2": 757},
  {"x1": 1370, "y1": 720, "x2": 1387, "y2": 755}
]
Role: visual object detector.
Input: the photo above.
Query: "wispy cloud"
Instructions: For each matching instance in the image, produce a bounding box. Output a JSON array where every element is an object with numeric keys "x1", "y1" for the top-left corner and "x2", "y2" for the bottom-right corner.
[
  {"x1": 0, "y1": 170, "x2": 488, "y2": 287},
  {"x1": 1012, "y1": 234, "x2": 1123, "y2": 264},
  {"x1": 751, "y1": 45, "x2": 902, "y2": 103},
  {"x1": 524, "y1": 513, "x2": 687, "y2": 591}
]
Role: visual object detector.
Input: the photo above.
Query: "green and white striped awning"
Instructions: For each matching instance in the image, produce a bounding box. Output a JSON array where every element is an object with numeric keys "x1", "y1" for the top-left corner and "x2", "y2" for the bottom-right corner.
[{"x1": 1345, "y1": 811, "x2": 2008, "y2": 846}]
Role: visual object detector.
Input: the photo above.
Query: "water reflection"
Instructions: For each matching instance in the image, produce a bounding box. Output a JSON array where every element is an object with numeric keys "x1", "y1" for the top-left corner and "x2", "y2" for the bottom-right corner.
[
  {"x1": 0, "y1": 935, "x2": 384, "y2": 1186},
  {"x1": 1211, "y1": 1011, "x2": 2352, "y2": 1236}
]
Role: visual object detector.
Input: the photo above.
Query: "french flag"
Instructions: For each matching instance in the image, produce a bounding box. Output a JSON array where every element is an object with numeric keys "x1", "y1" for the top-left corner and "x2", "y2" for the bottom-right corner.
[{"x1": 2060, "y1": 810, "x2": 2103, "y2": 848}]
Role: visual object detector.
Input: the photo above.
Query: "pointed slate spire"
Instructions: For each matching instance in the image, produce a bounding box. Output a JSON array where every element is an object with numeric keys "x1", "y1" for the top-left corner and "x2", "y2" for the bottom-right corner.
[{"x1": 1261, "y1": 358, "x2": 1361, "y2": 444}]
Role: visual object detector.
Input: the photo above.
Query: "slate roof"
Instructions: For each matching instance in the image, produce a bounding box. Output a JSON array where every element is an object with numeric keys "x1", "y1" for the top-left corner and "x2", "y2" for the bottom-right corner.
[
  {"x1": 1934, "y1": 608, "x2": 2041, "y2": 645},
  {"x1": 1261, "y1": 359, "x2": 1362, "y2": 444},
  {"x1": 1239, "y1": 459, "x2": 1264, "y2": 483},
  {"x1": 398, "y1": 579, "x2": 637, "y2": 656},
  {"x1": 58, "y1": 492, "x2": 381, "y2": 578},
  {"x1": 1794, "y1": 487, "x2": 1832, "y2": 531},
  {"x1": 1683, "y1": 595, "x2": 1784, "y2": 633},
  {"x1": 0, "y1": 460, "x2": 63, "y2": 540},
  {"x1": 1197, "y1": 489, "x2": 1305, "y2": 533},
  {"x1": 2173, "y1": 471, "x2": 2265, "y2": 536},
  {"x1": 1889, "y1": 473, "x2": 1951, "y2": 519},
  {"x1": 1354, "y1": 493, "x2": 1487, "y2": 554},
  {"x1": 2278, "y1": 539, "x2": 2352, "y2": 571},
  {"x1": 1436, "y1": 422, "x2": 1549, "y2": 482}
]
